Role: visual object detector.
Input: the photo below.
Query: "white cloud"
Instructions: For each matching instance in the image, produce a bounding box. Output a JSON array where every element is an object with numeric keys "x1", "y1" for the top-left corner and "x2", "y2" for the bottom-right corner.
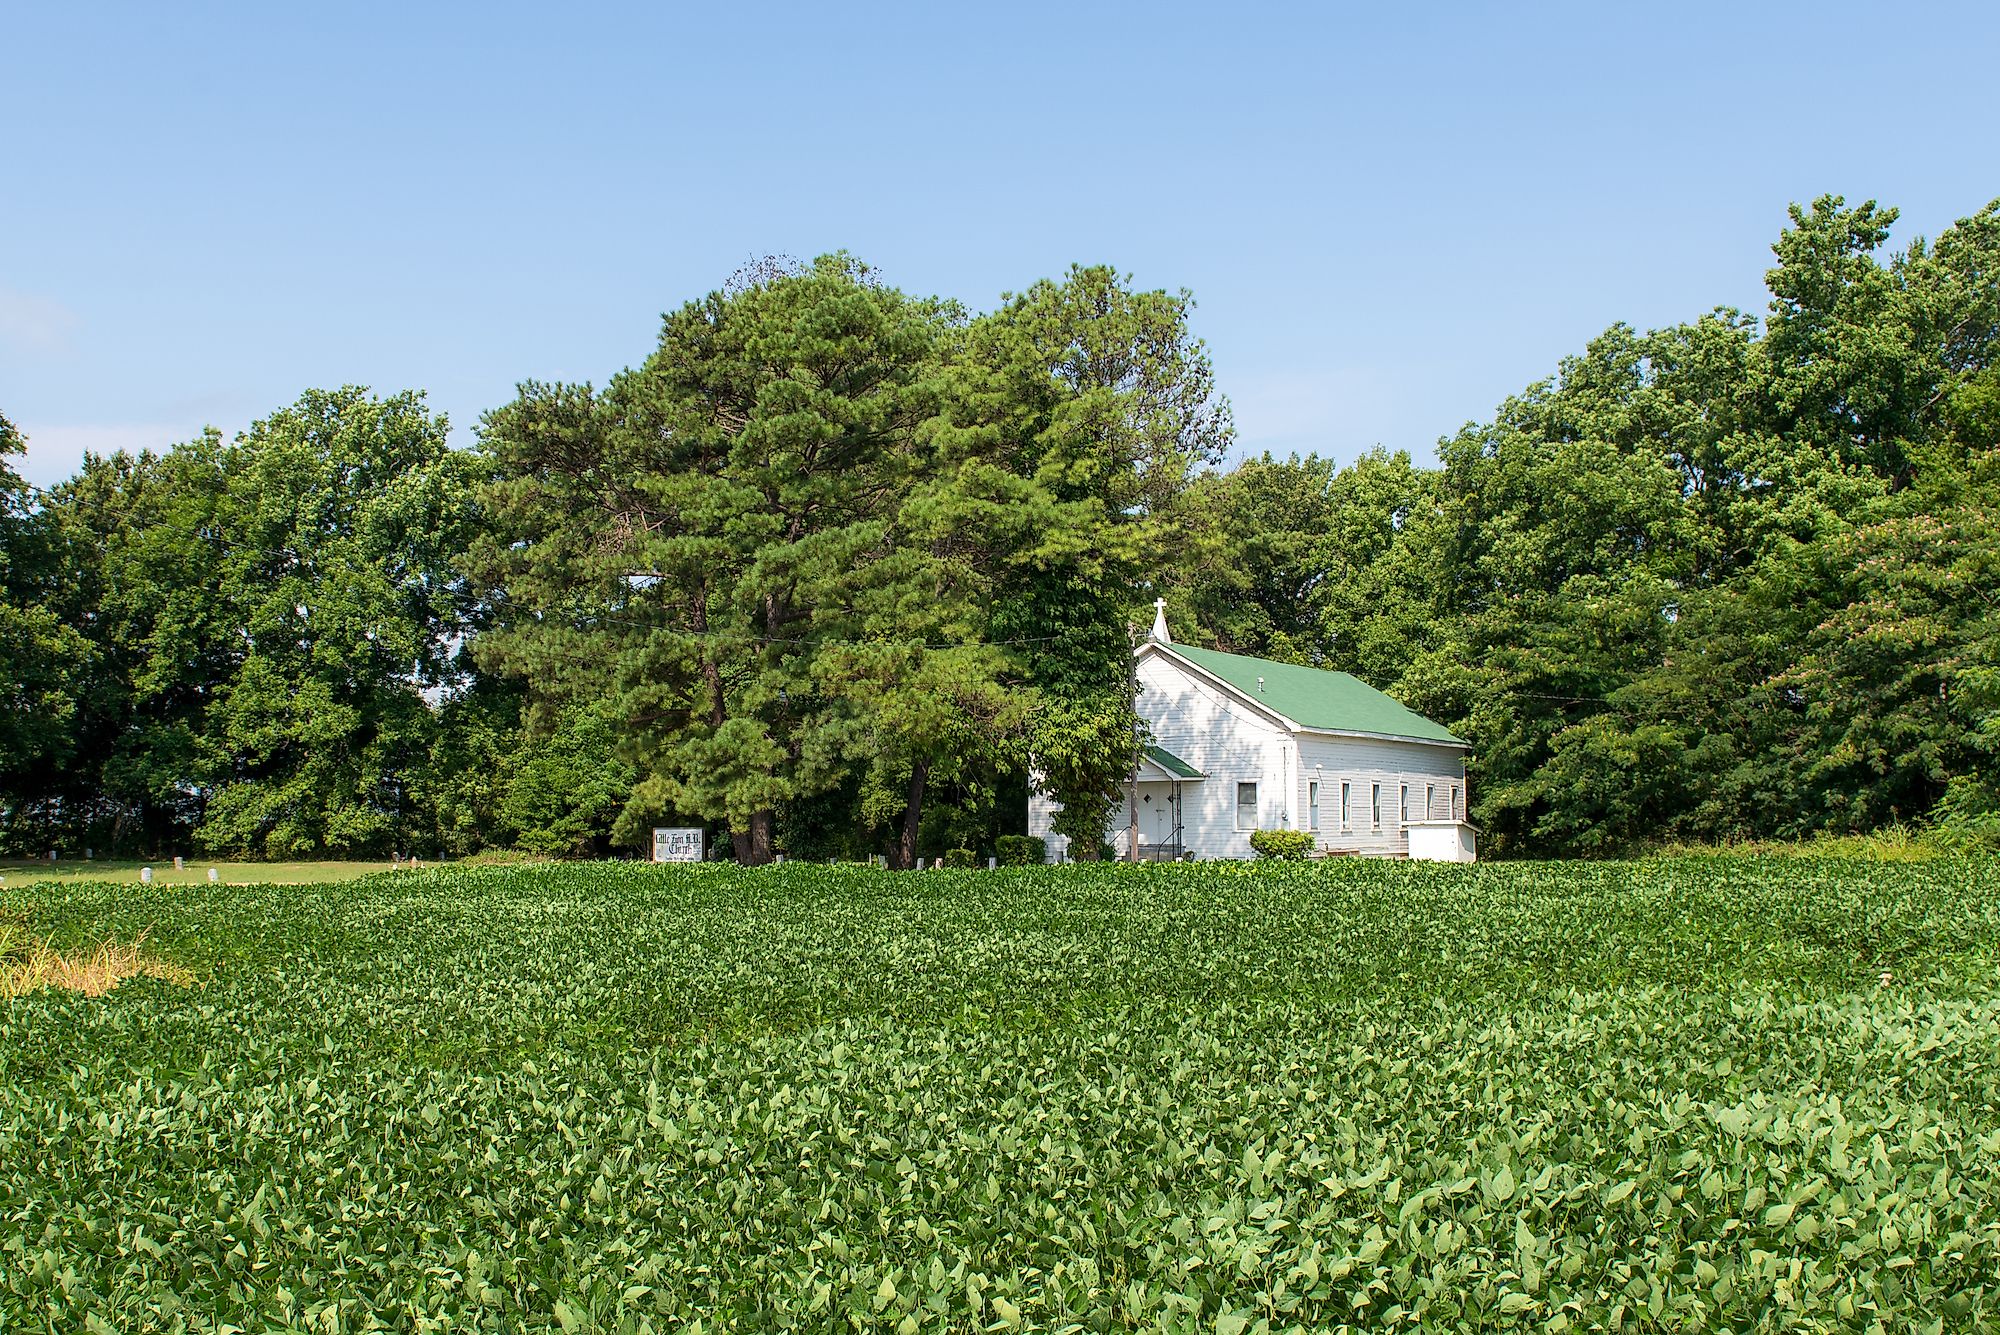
[
  {"x1": 0, "y1": 287, "x2": 82, "y2": 352},
  {"x1": 12, "y1": 422, "x2": 199, "y2": 489}
]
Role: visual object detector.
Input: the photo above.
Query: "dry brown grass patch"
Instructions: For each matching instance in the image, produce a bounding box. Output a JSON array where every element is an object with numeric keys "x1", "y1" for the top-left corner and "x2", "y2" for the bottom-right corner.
[{"x1": 1, "y1": 927, "x2": 193, "y2": 998}]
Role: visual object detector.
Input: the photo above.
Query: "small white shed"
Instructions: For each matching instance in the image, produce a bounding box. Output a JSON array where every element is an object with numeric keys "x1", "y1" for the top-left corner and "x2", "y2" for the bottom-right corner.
[{"x1": 1404, "y1": 820, "x2": 1479, "y2": 863}]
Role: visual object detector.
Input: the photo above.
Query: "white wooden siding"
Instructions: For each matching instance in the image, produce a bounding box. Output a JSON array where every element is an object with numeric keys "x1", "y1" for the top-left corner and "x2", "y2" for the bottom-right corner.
[
  {"x1": 1026, "y1": 777, "x2": 1066, "y2": 862},
  {"x1": 1292, "y1": 731, "x2": 1466, "y2": 857},
  {"x1": 1135, "y1": 652, "x2": 1292, "y2": 860}
]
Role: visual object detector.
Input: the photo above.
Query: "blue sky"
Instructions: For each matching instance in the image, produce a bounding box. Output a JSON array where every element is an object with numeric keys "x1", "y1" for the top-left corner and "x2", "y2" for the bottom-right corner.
[{"x1": 4, "y1": 1, "x2": 1996, "y2": 487}]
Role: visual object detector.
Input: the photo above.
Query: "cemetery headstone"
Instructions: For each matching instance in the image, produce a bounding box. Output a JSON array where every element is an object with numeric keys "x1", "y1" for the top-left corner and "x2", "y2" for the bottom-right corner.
[
  {"x1": 140, "y1": 866, "x2": 153, "y2": 884},
  {"x1": 208, "y1": 868, "x2": 219, "y2": 884}
]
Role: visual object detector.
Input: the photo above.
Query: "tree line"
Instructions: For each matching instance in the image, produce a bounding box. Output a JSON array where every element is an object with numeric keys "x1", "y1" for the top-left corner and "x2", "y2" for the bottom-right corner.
[
  {"x1": 3, "y1": 196, "x2": 1996, "y2": 861},
  {"x1": 1, "y1": 259, "x2": 1226, "y2": 864}
]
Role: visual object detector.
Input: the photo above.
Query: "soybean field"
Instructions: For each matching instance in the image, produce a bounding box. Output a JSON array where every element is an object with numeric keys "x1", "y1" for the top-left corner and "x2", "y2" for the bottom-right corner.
[{"x1": 3, "y1": 857, "x2": 1998, "y2": 1332}]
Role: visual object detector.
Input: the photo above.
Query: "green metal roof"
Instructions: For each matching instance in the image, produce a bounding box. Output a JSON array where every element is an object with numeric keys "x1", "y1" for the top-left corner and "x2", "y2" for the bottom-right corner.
[
  {"x1": 1142, "y1": 743, "x2": 1204, "y2": 779},
  {"x1": 1165, "y1": 644, "x2": 1467, "y2": 746}
]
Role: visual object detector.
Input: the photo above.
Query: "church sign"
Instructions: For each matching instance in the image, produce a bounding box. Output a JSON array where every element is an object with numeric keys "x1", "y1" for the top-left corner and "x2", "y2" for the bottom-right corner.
[{"x1": 651, "y1": 827, "x2": 704, "y2": 863}]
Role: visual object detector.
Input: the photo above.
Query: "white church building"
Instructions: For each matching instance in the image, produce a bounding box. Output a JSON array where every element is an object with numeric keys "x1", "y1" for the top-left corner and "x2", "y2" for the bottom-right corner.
[{"x1": 1028, "y1": 604, "x2": 1477, "y2": 862}]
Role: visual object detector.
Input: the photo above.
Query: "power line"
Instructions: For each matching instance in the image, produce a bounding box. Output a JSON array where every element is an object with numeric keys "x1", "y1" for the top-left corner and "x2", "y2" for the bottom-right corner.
[
  {"x1": 69, "y1": 526, "x2": 1088, "y2": 652},
  {"x1": 53, "y1": 518, "x2": 1860, "y2": 720}
]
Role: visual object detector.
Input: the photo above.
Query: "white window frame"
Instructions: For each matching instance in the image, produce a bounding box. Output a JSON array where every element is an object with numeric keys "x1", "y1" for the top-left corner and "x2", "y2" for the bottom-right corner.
[
  {"x1": 1451, "y1": 785, "x2": 1461, "y2": 820},
  {"x1": 1307, "y1": 781, "x2": 1319, "y2": 830},
  {"x1": 1340, "y1": 781, "x2": 1351, "y2": 830},
  {"x1": 1235, "y1": 781, "x2": 1258, "y2": 832},
  {"x1": 1426, "y1": 784, "x2": 1435, "y2": 822},
  {"x1": 1371, "y1": 782, "x2": 1381, "y2": 829},
  {"x1": 1400, "y1": 783, "x2": 1409, "y2": 825}
]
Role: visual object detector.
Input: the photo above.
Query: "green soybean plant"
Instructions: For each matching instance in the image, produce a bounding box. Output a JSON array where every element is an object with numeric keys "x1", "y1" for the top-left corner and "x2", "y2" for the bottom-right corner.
[{"x1": 3, "y1": 854, "x2": 1998, "y2": 1330}]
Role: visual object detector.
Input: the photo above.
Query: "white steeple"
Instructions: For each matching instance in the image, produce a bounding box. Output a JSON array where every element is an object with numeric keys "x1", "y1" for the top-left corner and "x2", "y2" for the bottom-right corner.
[{"x1": 1151, "y1": 597, "x2": 1172, "y2": 644}]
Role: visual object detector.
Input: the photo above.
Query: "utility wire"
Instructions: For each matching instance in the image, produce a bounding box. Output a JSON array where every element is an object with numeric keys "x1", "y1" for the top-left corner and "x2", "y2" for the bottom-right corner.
[
  {"x1": 69, "y1": 528, "x2": 1840, "y2": 714},
  {"x1": 83, "y1": 527, "x2": 1088, "y2": 651}
]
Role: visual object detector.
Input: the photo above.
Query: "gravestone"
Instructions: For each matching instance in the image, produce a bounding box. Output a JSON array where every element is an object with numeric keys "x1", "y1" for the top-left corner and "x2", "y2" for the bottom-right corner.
[
  {"x1": 140, "y1": 866, "x2": 153, "y2": 884},
  {"x1": 173, "y1": 856, "x2": 184, "y2": 871},
  {"x1": 208, "y1": 868, "x2": 219, "y2": 884}
]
